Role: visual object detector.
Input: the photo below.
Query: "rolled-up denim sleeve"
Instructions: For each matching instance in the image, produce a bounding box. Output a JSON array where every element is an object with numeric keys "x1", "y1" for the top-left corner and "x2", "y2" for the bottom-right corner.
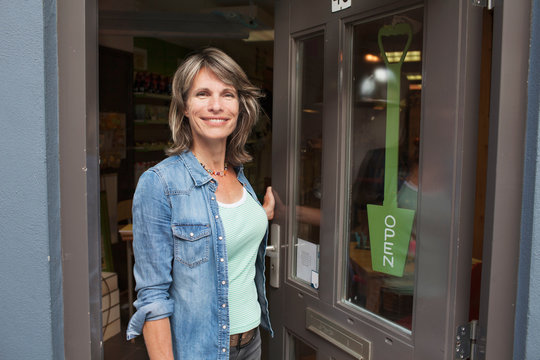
[{"x1": 126, "y1": 169, "x2": 175, "y2": 340}]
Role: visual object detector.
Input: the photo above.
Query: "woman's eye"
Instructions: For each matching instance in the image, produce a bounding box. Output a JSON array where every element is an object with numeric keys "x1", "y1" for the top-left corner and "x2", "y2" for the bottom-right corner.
[
  {"x1": 224, "y1": 93, "x2": 236, "y2": 98},
  {"x1": 196, "y1": 92, "x2": 208, "y2": 97}
]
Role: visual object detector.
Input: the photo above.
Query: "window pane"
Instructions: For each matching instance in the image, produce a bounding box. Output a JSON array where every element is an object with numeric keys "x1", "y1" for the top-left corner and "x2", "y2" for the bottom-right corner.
[
  {"x1": 292, "y1": 34, "x2": 324, "y2": 288},
  {"x1": 345, "y1": 8, "x2": 424, "y2": 331}
]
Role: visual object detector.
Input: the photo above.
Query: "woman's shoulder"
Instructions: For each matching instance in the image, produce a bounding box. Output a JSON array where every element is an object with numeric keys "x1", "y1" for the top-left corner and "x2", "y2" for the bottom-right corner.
[
  {"x1": 152, "y1": 155, "x2": 183, "y2": 172},
  {"x1": 136, "y1": 155, "x2": 193, "y2": 192}
]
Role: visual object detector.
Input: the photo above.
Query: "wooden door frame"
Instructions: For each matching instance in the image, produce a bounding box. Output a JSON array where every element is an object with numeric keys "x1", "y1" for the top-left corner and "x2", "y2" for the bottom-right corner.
[
  {"x1": 478, "y1": 0, "x2": 532, "y2": 358},
  {"x1": 58, "y1": 0, "x2": 102, "y2": 359}
]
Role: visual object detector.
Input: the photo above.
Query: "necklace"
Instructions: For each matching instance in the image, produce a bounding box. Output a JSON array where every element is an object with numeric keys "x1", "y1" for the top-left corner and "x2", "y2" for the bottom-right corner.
[
  {"x1": 194, "y1": 154, "x2": 228, "y2": 177},
  {"x1": 200, "y1": 162, "x2": 228, "y2": 177}
]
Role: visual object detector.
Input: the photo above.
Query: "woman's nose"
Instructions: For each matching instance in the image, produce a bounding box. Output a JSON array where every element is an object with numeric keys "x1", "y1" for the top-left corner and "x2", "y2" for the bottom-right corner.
[{"x1": 208, "y1": 95, "x2": 222, "y2": 111}]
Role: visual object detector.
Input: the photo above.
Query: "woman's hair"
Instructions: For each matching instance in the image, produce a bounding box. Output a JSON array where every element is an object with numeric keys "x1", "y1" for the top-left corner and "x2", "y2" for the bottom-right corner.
[{"x1": 167, "y1": 47, "x2": 262, "y2": 165}]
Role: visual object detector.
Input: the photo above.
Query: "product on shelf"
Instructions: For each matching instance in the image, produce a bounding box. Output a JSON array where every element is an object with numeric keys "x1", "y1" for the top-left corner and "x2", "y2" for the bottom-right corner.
[{"x1": 133, "y1": 71, "x2": 171, "y2": 95}]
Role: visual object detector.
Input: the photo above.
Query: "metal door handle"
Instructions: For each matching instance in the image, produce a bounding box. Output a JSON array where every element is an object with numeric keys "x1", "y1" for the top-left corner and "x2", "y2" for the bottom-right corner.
[
  {"x1": 265, "y1": 245, "x2": 278, "y2": 259},
  {"x1": 265, "y1": 223, "x2": 280, "y2": 288}
]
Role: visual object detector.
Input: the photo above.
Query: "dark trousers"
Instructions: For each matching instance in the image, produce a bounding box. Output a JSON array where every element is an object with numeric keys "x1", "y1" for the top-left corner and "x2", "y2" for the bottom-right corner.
[{"x1": 229, "y1": 328, "x2": 261, "y2": 360}]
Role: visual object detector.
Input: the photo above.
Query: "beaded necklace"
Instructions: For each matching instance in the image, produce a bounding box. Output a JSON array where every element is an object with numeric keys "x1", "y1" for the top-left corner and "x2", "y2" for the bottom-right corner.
[
  {"x1": 200, "y1": 161, "x2": 228, "y2": 177},
  {"x1": 194, "y1": 153, "x2": 228, "y2": 177}
]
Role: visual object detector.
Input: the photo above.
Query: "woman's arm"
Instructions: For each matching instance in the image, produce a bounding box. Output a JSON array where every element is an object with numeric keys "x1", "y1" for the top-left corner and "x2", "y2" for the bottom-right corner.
[
  {"x1": 143, "y1": 318, "x2": 174, "y2": 360},
  {"x1": 126, "y1": 170, "x2": 175, "y2": 353}
]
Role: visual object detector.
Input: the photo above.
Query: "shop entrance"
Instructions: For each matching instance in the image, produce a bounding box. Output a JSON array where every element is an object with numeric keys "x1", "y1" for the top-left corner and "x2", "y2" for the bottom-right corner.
[
  {"x1": 266, "y1": 1, "x2": 484, "y2": 359},
  {"x1": 57, "y1": 0, "x2": 531, "y2": 359}
]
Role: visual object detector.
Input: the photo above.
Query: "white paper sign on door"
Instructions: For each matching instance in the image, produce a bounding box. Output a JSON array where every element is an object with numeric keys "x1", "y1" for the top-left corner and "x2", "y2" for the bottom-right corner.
[
  {"x1": 296, "y1": 238, "x2": 319, "y2": 286},
  {"x1": 331, "y1": 0, "x2": 351, "y2": 13}
]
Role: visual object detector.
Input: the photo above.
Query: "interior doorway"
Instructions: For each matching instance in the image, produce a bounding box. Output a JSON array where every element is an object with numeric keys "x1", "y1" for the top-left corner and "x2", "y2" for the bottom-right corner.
[{"x1": 96, "y1": 1, "x2": 275, "y2": 358}]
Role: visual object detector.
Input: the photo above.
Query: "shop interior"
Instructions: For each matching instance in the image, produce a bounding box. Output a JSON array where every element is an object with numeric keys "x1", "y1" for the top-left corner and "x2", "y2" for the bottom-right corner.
[{"x1": 98, "y1": 1, "x2": 274, "y2": 358}]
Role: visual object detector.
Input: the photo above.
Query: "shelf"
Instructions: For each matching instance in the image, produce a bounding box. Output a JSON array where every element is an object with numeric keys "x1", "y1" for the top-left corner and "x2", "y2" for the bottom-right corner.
[
  {"x1": 134, "y1": 150, "x2": 167, "y2": 162},
  {"x1": 134, "y1": 92, "x2": 171, "y2": 100},
  {"x1": 134, "y1": 147, "x2": 168, "y2": 152},
  {"x1": 134, "y1": 120, "x2": 169, "y2": 125}
]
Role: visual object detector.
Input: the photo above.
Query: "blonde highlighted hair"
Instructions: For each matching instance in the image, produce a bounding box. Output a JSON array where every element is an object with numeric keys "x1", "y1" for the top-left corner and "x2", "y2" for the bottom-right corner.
[{"x1": 167, "y1": 47, "x2": 262, "y2": 165}]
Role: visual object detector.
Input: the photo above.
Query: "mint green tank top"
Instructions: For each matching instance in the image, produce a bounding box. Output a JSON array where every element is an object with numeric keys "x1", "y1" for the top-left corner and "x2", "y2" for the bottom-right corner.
[{"x1": 218, "y1": 187, "x2": 267, "y2": 334}]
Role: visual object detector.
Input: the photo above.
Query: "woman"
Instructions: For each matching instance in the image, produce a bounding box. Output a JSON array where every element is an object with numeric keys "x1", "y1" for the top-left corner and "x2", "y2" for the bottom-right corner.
[{"x1": 126, "y1": 47, "x2": 274, "y2": 360}]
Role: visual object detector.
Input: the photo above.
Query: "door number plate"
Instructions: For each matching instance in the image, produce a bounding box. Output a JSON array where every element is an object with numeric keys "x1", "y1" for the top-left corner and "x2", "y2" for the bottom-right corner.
[
  {"x1": 306, "y1": 308, "x2": 370, "y2": 359},
  {"x1": 332, "y1": 0, "x2": 351, "y2": 13}
]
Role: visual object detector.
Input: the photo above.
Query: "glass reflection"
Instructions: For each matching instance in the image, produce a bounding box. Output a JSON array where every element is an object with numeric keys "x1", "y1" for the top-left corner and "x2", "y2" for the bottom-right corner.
[
  {"x1": 346, "y1": 8, "x2": 423, "y2": 330},
  {"x1": 292, "y1": 35, "x2": 324, "y2": 287}
]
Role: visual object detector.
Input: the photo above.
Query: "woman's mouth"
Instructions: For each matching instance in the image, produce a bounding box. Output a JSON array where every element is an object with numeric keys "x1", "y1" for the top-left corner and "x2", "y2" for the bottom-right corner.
[{"x1": 204, "y1": 118, "x2": 228, "y2": 123}]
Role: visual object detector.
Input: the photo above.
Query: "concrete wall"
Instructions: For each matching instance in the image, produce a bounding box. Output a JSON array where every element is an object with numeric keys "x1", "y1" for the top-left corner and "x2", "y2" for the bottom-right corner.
[
  {"x1": 0, "y1": 0, "x2": 62, "y2": 359},
  {"x1": 515, "y1": 0, "x2": 540, "y2": 358}
]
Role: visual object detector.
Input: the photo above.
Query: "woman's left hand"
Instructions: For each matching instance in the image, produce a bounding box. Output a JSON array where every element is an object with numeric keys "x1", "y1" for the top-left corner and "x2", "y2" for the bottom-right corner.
[{"x1": 262, "y1": 186, "x2": 275, "y2": 220}]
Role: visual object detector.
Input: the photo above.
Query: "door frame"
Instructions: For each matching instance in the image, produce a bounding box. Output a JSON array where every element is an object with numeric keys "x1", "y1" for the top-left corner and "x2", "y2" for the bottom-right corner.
[
  {"x1": 478, "y1": 0, "x2": 532, "y2": 358},
  {"x1": 58, "y1": 0, "x2": 101, "y2": 359},
  {"x1": 55, "y1": 0, "x2": 530, "y2": 358}
]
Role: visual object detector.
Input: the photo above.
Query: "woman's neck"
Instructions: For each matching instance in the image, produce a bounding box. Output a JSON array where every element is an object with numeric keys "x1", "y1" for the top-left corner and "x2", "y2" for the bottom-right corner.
[{"x1": 191, "y1": 141, "x2": 227, "y2": 170}]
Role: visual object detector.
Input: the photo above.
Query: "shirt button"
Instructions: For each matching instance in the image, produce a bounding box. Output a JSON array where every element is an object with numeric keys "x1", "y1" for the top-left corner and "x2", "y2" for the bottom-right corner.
[
  {"x1": 189, "y1": 232, "x2": 194, "y2": 237},
  {"x1": 222, "y1": 280, "x2": 226, "y2": 285},
  {"x1": 215, "y1": 215, "x2": 219, "y2": 219},
  {"x1": 222, "y1": 303, "x2": 227, "y2": 308},
  {"x1": 211, "y1": 197, "x2": 215, "y2": 200},
  {"x1": 218, "y1": 236, "x2": 223, "y2": 240},
  {"x1": 222, "y1": 325, "x2": 227, "y2": 329},
  {"x1": 222, "y1": 348, "x2": 226, "y2": 353},
  {"x1": 220, "y1": 258, "x2": 225, "y2": 262}
]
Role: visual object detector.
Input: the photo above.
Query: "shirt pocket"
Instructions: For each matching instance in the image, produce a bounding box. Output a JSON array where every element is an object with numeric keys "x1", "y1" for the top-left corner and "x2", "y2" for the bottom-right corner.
[{"x1": 171, "y1": 224, "x2": 211, "y2": 268}]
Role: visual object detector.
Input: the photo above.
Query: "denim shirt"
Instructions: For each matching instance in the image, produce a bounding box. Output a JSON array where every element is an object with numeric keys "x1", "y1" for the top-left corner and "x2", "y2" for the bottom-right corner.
[{"x1": 126, "y1": 151, "x2": 273, "y2": 359}]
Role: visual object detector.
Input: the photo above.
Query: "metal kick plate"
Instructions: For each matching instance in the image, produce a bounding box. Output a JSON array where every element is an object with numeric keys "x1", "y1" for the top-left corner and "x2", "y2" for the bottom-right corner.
[{"x1": 306, "y1": 308, "x2": 371, "y2": 360}]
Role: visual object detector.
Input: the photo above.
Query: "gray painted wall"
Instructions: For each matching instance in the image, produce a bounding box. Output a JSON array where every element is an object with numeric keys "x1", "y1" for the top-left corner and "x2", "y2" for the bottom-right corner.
[
  {"x1": 0, "y1": 1, "x2": 62, "y2": 359},
  {"x1": 515, "y1": 0, "x2": 540, "y2": 358}
]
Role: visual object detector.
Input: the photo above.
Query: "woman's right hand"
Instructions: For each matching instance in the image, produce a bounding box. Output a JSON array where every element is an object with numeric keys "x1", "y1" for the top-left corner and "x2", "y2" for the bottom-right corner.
[{"x1": 262, "y1": 186, "x2": 275, "y2": 220}]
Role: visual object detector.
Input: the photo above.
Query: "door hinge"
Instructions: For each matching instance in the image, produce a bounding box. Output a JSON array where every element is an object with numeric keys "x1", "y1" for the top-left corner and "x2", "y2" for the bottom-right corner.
[
  {"x1": 471, "y1": 0, "x2": 494, "y2": 9},
  {"x1": 455, "y1": 320, "x2": 478, "y2": 360}
]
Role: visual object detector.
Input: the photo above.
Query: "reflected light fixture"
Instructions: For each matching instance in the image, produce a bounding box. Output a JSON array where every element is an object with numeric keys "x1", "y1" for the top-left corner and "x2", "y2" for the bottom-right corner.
[
  {"x1": 365, "y1": 54, "x2": 380, "y2": 62},
  {"x1": 374, "y1": 68, "x2": 389, "y2": 82},
  {"x1": 385, "y1": 50, "x2": 421, "y2": 63},
  {"x1": 406, "y1": 74, "x2": 422, "y2": 81}
]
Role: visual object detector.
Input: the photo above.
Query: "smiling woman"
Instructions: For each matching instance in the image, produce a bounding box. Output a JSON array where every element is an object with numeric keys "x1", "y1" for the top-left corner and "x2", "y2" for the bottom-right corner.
[{"x1": 126, "y1": 47, "x2": 275, "y2": 360}]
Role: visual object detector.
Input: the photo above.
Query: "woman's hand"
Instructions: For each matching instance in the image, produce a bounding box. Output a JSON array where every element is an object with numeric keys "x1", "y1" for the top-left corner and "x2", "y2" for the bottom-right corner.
[{"x1": 262, "y1": 186, "x2": 275, "y2": 220}]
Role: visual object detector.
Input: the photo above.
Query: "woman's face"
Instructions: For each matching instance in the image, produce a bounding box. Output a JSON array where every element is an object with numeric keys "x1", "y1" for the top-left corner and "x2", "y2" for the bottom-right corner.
[{"x1": 185, "y1": 67, "x2": 239, "y2": 147}]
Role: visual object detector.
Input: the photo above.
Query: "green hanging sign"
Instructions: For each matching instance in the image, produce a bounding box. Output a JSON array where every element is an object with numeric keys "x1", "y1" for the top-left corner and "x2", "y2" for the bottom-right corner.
[{"x1": 368, "y1": 23, "x2": 415, "y2": 277}]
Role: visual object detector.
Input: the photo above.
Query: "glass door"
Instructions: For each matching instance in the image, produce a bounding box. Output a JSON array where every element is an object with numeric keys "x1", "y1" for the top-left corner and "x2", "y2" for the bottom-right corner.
[
  {"x1": 345, "y1": 7, "x2": 423, "y2": 331},
  {"x1": 269, "y1": 1, "x2": 483, "y2": 359}
]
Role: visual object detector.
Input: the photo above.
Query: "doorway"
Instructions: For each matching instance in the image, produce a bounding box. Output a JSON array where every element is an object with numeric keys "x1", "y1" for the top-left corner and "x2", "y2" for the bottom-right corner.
[
  {"x1": 58, "y1": 0, "x2": 531, "y2": 359},
  {"x1": 96, "y1": 1, "x2": 275, "y2": 358}
]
